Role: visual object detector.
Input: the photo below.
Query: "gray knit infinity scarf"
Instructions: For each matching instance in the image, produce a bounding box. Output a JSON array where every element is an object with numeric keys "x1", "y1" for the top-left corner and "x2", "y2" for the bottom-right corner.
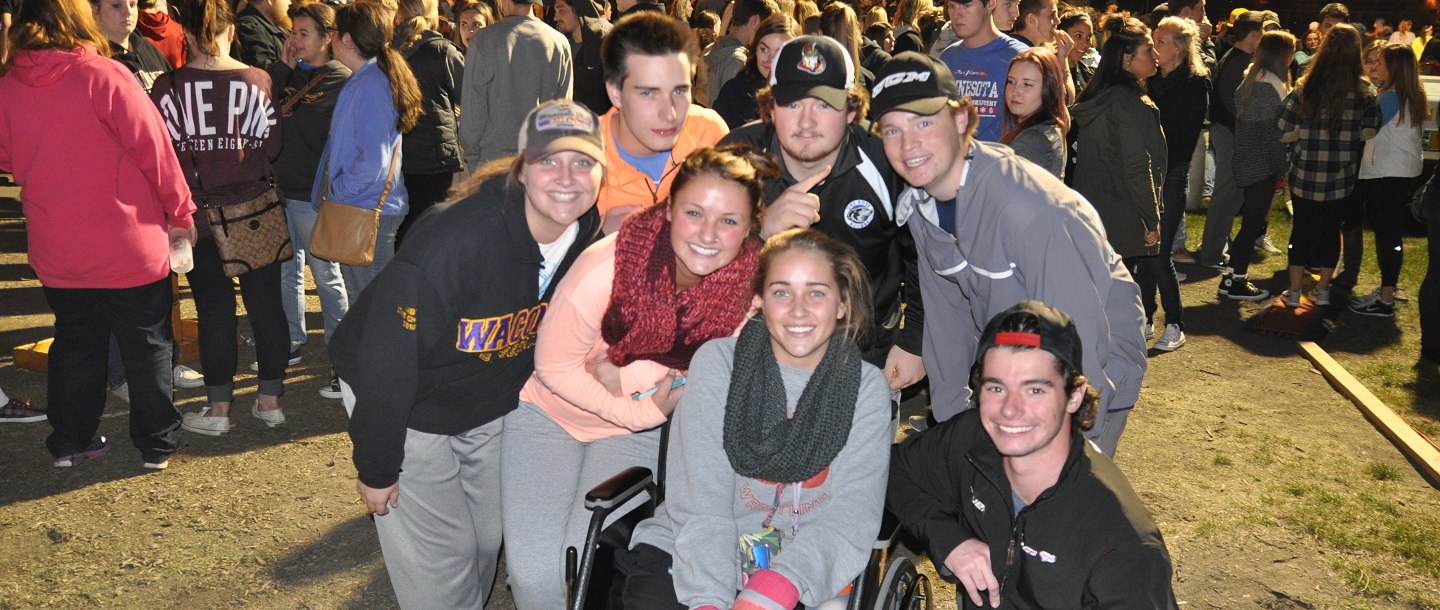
[{"x1": 722, "y1": 317, "x2": 861, "y2": 484}]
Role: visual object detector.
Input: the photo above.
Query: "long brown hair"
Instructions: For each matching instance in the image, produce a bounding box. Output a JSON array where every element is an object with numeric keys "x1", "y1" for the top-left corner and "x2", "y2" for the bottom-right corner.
[
  {"x1": 1076, "y1": 17, "x2": 1149, "y2": 103},
  {"x1": 336, "y1": 2, "x2": 424, "y2": 132},
  {"x1": 1001, "y1": 47, "x2": 1071, "y2": 144},
  {"x1": 175, "y1": 0, "x2": 237, "y2": 58},
  {"x1": 741, "y1": 13, "x2": 797, "y2": 79},
  {"x1": 1378, "y1": 42, "x2": 1427, "y2": 128},
  {"x1": 819, "y1": 2, "x2": 863, "y2": 80},
  {"x1": 1239, "y1": 30, "x2": 1295, "y2": 111},
  {"x1": 1295, "y1": 23, "x2": 1368, "y2": 136},
  {"x1": 2, "y1": 0, "x2": 111, "y2": 75}
]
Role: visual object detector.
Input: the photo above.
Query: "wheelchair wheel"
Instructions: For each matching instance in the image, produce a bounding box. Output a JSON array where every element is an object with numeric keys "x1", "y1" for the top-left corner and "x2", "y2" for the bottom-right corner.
[{"x1": 873, "y1": 555, "x2": 931, "y2": 610}]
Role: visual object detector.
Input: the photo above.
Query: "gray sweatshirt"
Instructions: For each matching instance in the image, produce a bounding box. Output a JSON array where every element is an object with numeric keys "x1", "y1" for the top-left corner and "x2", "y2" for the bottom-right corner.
[
  {"x1": 630, "y1": 337, "x2": 893, "y2": 609},
  {"x1": 896, "y1": 141, "x2": 1146, "y2": 437},
  {"x1": 459, "y1": 15, "x2": 573, "y2": 168}
]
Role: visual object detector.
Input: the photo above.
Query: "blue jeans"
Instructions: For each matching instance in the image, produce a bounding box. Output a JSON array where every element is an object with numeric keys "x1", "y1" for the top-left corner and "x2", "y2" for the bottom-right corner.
[
  {"x1": 282, "y1": 199, "x2": 348, "y2": 348},
  {"x1": 340, "y1": 213, "x2": 404, "y2": 305}
]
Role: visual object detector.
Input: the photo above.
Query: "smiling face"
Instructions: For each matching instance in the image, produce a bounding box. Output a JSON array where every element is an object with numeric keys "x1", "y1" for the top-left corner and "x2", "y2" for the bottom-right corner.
[
  {"x1": 291, "y1": 15, "x2": 333, "y2": 66},
  {"x1": 1005, "y1": 60, "x2": 1042, "y2": 121},
  {"x1": 607, "y1": 52, "x2": 694, "y2": 157},
  {"x1": 1123, "y1": 34, "x2": 1159, "y2": 80},
  {"x1": 519, "y1": 151, "x2": 603, "y2": 243},
  {"x1": 94, "y1": 0, "x2": 138, "y2": 43},
  {"x1": 1065, "y1": 20, "x2": 1092, "y2": 59},
  {"x1": 667, "y1": 174, "x2": 754, "y2": 292},
  {"x1": 878, "y1": 107, "x2": 970, "y2": 200},
  {"x1": 978, "y1": 347, "x2": 1082, "y2": 463},
  {"x1": 755, "y1": 32, "x2": 790, "y2": 80},
  {"x1": 756, "y1": 249, "x2": 847, "y2": 371}
]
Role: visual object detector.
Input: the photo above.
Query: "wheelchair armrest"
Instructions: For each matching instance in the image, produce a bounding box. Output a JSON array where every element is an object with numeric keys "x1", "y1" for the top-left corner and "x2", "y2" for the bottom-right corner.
[
  {"x1": 872, "y1": 510, "x2": 901, "y2": 549},
  {"x1": 584, "y1": 466, "x2": 653, "y2": 510}
]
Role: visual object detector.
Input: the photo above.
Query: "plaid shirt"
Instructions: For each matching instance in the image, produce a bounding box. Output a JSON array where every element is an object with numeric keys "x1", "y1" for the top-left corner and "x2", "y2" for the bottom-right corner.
[{"x1": 1278, "y1": 89, "x2": 1381, "y2": 201}]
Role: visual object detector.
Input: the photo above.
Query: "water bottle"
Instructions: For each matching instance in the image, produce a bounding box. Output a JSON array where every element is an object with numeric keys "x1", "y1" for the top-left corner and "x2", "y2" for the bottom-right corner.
[{"x1": 169, "y1": 227, "x2": 194, "y2": 273}]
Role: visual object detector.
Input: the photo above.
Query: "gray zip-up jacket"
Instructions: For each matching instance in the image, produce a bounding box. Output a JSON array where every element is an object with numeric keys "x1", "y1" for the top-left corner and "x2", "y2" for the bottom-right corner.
[
  {"x1": 629, "y1": 337, "x2": 893, "y2": 608},
  {"x1": 459, "y1": 14, "x2": 572, "y2": 168},
  {"x1": 896, "y1": 141, "x2": 1146, "y2": 440}
]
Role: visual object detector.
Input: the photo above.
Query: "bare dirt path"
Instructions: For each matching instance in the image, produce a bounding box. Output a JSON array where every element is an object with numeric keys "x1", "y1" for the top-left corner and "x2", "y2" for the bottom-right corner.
[{"x1": 2, "y1": 181, "x2": 1438, "y2": 609}]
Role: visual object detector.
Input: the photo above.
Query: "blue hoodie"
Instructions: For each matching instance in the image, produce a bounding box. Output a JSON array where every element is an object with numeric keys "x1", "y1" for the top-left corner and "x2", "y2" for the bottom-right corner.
[{"x1": 314, "y1": 58, "x2": 408, "y2": 216}]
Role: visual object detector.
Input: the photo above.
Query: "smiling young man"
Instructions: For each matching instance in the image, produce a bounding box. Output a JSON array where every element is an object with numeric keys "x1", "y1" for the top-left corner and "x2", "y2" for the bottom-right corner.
[
  {"x1": 938, "y1": 0, "x2": 1029, "y2": 142},
  {"x1": 595, "y1": 11, "x2": 728, "y2": 233},
  {"x1": 719, "y1": 35, "x2": 926, "y2": 390},
  {"x1": 871, "y1": 52, "x2": 1145, "y2": 455},
  {"x1": 888, "y1": 301, "x2": 1177, "y2": 609}
]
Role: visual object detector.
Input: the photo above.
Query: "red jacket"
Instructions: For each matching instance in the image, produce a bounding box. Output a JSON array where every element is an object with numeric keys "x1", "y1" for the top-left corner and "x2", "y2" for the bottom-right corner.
[
  {"x1": 137, "y1": 10, "x2": 187, "y2": 70},
  {"x1": 0, "y1": 47, "x2": 195, "y2": 289}
]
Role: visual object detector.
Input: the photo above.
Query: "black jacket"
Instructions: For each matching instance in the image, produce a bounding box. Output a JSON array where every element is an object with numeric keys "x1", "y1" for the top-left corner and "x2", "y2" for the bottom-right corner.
[
  {"x1": 336, "y1": 174, "x2": 602, "y2": 488},
  {"x1": 712, "y1": 71, "x2": 763, "y2": 128},
  {"x1": 1147, "y1": 61, "x2": 1210, "y2": 170},
  {"x1": 888, "y1": 410, "x2": 1178, "y2": 609},
  {"x1": 569, "y1": 16, "x2": 613, "y2": 116},
  {"x1": 268, "y1": 60, "x2": 352, "y2": 199},
  {"x1": 401, "y1": 30, "x2": 466, "y2": 175},
  {"x1": 1208, "y1": 47, "x2": 1250, "y2": 130},
  {"x1": 235, "y1": 4, "x2": 287, "y2": 69},
  {"x1": 719, "y1": 121, "x2": 924, "y2": 365},
  {"x1": 111, "y1": 32, "x2": 171, "y2": 93},
  {"x1": 859, "y1": 38, "x2": 891, "y2": 81}
]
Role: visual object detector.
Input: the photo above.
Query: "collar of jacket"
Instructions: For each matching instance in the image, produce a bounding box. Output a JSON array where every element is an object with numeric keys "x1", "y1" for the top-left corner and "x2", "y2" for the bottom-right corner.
[
  {"x1": 401, "y1": 29, "x2": 450, "y2": 59},
  {"x1": 483, "y1": 172, "x2": 602, "y2": 276},
  {"x1": 896, "y1": 139, "x2": 983, "y2": 226}
]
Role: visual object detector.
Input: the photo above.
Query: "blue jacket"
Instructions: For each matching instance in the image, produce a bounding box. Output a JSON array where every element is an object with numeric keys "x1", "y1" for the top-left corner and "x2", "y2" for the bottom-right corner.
[{"x1": 314, "y1": 59, "x2": 408, "y2": 217}]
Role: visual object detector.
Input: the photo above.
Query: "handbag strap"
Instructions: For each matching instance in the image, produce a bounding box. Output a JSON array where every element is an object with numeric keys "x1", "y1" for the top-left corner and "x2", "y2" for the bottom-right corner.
[
  {"x1": 376, "y1": 143, "x2": 400, "y2": 211},
  {"x1": 279, "y1": 67, "x2": 331, "y2": 117}
]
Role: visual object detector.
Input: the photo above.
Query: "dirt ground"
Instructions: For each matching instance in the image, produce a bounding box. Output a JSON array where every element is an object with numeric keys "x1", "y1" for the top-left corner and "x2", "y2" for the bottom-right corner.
[{"x1": 2, "y1": 178, "x2": 1439, "y2": 609}]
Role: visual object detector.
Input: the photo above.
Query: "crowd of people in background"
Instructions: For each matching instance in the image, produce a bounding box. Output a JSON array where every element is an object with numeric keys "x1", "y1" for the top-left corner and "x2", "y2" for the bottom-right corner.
[{"x1": 1, "y1": 0, "x2": 1438, "y2": 607}]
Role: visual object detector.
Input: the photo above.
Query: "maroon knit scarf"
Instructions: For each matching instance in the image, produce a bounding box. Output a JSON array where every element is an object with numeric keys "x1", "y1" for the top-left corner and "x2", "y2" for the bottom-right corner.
[{"x1": 601, "y1": 204, "x2": 760, "y2": 370}]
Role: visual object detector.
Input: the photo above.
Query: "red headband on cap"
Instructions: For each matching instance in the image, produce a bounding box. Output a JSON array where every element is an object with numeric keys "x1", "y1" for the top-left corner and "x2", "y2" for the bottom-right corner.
[{"x1": 994, "y1": 332, "x2": 1041, "y2": 348}]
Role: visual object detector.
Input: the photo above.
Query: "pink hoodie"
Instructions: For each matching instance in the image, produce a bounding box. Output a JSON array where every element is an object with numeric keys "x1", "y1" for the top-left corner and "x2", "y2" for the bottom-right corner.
[{"x1": 0, "y1": 46, "x2": 195, "y2": 289}]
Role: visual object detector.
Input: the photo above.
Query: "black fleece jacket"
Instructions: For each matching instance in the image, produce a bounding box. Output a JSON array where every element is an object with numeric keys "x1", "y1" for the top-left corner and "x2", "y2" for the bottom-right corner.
[
  {"x1": 400, "y1": 30, "x2": 466, "y2": 175},
  {"x1": 336, "y1": 174, "x2": 601, "y2": 488},
  {"x1": 888, "y1": 410, "x2": 1178, "y2": 609},
  {"x1": 720, "y1": 121, "x2": 924, "y2": 366},
  {"x1": 268, "y1": 60, "x2": 352, "y2": 199}
]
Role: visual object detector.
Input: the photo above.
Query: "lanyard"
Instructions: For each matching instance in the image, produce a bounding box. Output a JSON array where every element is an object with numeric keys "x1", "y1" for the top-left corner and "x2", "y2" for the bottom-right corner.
[{"x1": 759, "y1": 482, "x2": 803, "y2": 536}]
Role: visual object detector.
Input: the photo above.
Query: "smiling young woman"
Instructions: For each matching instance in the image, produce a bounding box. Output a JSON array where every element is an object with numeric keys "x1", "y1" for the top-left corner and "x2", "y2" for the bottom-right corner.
[{"x1": 500, "y1": 144, "x2": 776, "y2": 609}]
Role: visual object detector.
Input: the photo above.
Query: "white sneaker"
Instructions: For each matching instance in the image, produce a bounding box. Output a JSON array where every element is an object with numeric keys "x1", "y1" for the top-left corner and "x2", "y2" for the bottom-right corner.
[
  {"x1": 173, "y1": 364, "x2": 205, "y2": 389},
  {"x1": 1255, "y1": 235, "x2": 1283, "y2": 254},
  {"x1": 1283, "y1": 290, "x2": 1302, "y2": 308},
  {"x1": 251, "y1": 401, "x2": 285, "y2": 428},
  {"x1": 1143, "y1": 320, "x2": 1156, "y2": 341},
  {"x1": 1153, "y1": 324, "x2": 1186, "y2": 351},
  {"x1": 181, "y1": 407, "x2": 231, "y2": 436},
  {"x1": 1312, "y1": 287, "x2": 1331, "y2": 306}
]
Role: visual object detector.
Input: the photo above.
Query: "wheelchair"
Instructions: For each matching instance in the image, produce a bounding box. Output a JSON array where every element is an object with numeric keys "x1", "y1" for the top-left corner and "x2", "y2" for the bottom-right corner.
[{"x1": 562, "y1": 423, "x2": 933, "y2": 610}]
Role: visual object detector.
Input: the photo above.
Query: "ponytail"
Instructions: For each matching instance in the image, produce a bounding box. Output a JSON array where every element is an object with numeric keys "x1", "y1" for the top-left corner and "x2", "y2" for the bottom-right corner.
[
  {"x1": 392, "y1": 0, "x2": 438, "y2": 51},
  {"x1": 336, "y1": 2, "x2": 425, "y2": 133},
  {"x1": 174, "y1": 0, "x2": 237, "y2": 58}
]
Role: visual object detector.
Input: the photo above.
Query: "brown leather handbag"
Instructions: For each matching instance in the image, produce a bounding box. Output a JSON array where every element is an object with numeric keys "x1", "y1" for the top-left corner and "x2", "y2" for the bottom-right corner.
[{"x1": 309, "y1": 145, "x2": 400, "y2": 267}]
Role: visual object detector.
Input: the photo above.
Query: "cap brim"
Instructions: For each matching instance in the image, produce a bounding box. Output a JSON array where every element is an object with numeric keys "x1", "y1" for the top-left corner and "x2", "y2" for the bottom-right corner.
[
  {"x1": 772, "y1": 83, "x2": 851, "y2": 110},
  {"x1": 875, "y1": 95, "x2": 951, "y2": 118},
  {"x1": 524, "y1": 136, "x2": 606, "y2": 166}
]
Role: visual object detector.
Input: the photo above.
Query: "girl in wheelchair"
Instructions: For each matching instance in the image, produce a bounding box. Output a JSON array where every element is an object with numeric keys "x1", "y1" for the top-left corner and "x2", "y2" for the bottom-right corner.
[
  {"x1": 617, "y1": 229, "x2": 894, "y2": 610},
  {"x1": 502, "y1": 145, "x2": 776, "y2": 609}
]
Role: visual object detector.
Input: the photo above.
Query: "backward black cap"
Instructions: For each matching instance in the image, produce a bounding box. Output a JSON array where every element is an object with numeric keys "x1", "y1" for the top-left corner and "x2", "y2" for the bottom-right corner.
[
  {"x1": 869, "y1": 52, "x2": 960, "y2": 119},
  {"x1": 975, "y1": 301, "x2": 1085, "y2": 377}
]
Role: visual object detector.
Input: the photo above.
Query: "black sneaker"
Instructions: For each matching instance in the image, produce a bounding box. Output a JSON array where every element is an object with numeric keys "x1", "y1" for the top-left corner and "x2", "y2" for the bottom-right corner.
[
  {"x1": 53, "y1": 436, "x2": 108, "y2": 467},
  {"x1": 1348, "y1": 297, "x2": 1395, "y2": 317},
  {"x1": 1219, "y1": 274, "x2": 1270, "y2": 301},
  {"x1": 319, "y1": 374, "x2": 342, "y2": 399}
]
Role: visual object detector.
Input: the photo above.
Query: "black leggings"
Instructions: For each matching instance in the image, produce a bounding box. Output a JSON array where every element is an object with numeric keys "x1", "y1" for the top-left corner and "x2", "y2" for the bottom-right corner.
[
  {"x1": 1288, "y1": 195, "x2": 1346, "y2": 269},
  {"x1": 1354, "y1": 177, "x2": 1416, "y2": 287},
  {"x1": 188, "y1": 235, "x2": 289, "y2": 402},
  {"x1": 1230, "y1": 176, "x2": 1282, "y2": 277}
]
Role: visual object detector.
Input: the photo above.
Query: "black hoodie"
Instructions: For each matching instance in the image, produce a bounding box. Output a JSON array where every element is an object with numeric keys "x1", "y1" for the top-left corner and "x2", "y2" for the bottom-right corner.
[
  {"x1": 889, "y1": 410, "x2": 1178, "y2": 609},
  {"x1": 111, "y1": 31, "x2": 171, "y2": 93},
  {"x1": 337, "y1": 173, "x2": 601, "y2": 488}
]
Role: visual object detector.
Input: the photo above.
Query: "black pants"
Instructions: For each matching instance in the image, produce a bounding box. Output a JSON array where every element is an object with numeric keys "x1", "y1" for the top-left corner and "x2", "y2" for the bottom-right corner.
[
  {"x1": 1230, "y1": 175, "x2": 1282, "y2": 277},
  {"x1": 616, "y1": 543, "x2": 687, "y2": 610},
  {"x1": 396, "y1": 172, "x2": 455, "y2": 248},
  {"x1": 1353, "y1": 177, "x2": 1416, "y2": 287},
  {"x1": 42, "y1": 277, "x2": 179, "y2": 462},
  {"x1": 1288, "y1": 195, "x2": 1346, "y2": 269},
  {"x1": 1128, "y1": 253, "x2": 1183, "y2": 330},
  {"x1": 1420, "y1": 174, "x2": 1440, "y2": 359},
  {"x1": 187, "y1": 235, "x2": 289, "y2": 402}
]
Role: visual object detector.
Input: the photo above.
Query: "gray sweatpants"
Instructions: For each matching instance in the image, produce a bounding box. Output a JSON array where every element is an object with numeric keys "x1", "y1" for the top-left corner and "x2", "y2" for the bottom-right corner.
[
  {"x1": 501, "y1": 402, "x2": 661, "y2": 610},
  {"x1": 1199, "y1": 124, "x2": 1244, "y2": 267},
  {"x1": 374, "y1": 419, "x2": 504, "y2": 610}
]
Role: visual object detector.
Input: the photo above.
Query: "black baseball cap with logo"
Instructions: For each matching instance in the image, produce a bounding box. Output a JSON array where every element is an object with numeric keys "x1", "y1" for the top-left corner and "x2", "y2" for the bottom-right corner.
[
  {"x1": 869, "y1": 51, "x2": 961, "y2": 118},
  {"x1": 769, "y1": 35, "x2": 856, "y2": 109}
]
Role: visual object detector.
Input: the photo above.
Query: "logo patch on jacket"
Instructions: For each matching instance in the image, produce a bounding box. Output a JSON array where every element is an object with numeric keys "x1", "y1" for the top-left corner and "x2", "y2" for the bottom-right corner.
[
  {"x1": 397, "y1": 307, "x2": 416, "y2": 331},
  {"x1": 456, "y1": 303, "x2": 548, "y2": 359},
  {"x1": 844, "y1": 200, "x2": 874, "y2": 229}
]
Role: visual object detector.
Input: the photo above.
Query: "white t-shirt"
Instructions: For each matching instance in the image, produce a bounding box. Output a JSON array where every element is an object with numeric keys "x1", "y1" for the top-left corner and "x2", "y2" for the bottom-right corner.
[{"x1": 537, "y1": 222, "x2": 580, "y2": 298}]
